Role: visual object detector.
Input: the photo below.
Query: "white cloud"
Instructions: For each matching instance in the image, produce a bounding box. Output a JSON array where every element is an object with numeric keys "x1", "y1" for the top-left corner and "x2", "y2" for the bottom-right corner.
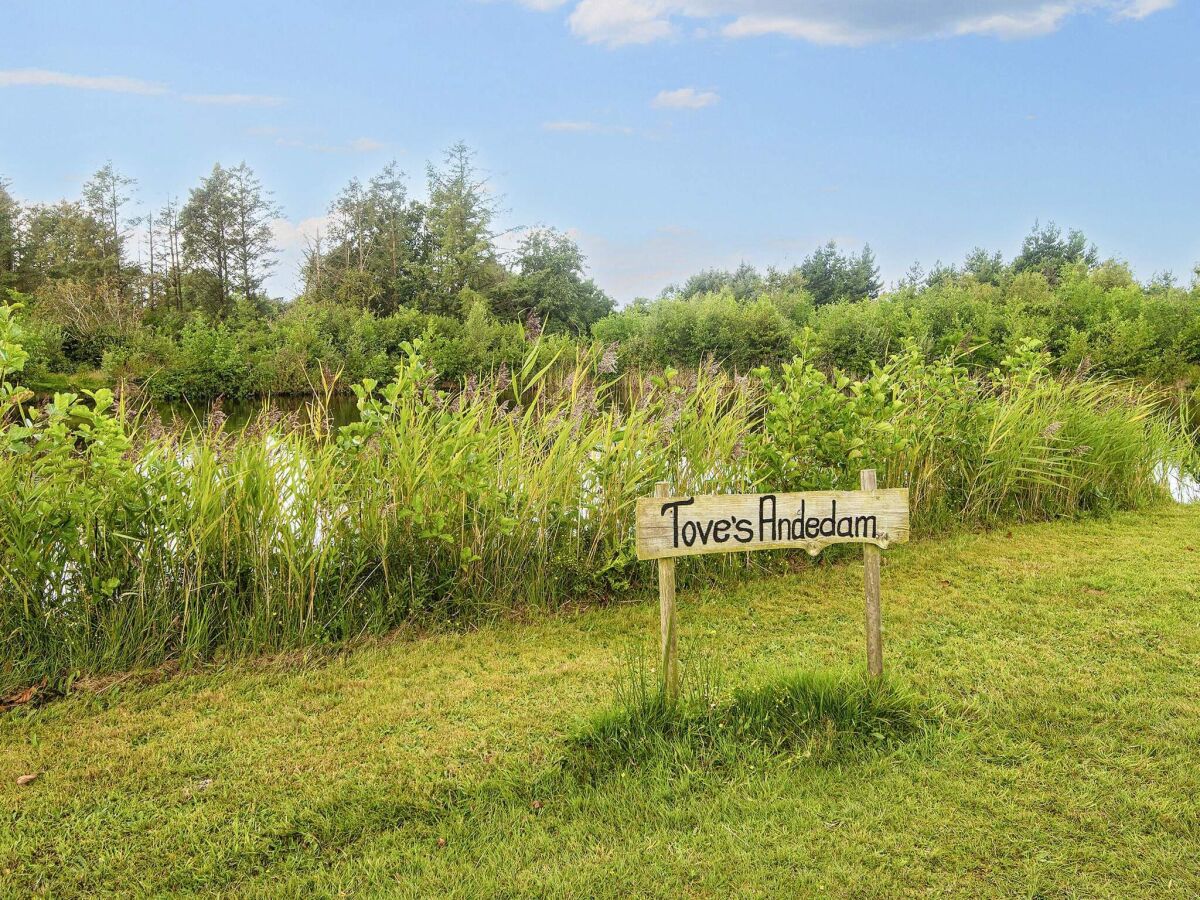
[
  {"x1": 568, "y1": 0, "x2": 677, "y2": 44},
  {"x1": 262, "y1": 133, "x2": 386, "y2": 153},
  {"x1": 266, "y1": 215, "x2": 333, "y2": 299},
  {"x1": 574, "y1": 225, "x2": 725, "y2": 300},
  {"x1": 0, "y1": 68, "x2": 287, "y2": 108},
  {"x1": 1114, "y1": 0, "x2": 1175, "y2": 18},
  {"x1": 0, "y1": 68, "x2": 167, "y2": 95},
  {"x1": 652, "y1": 87, "x2": 719, "y2": 109},
  {"x1": 182, "y1": 93, "x2": 285, "y2": 107},
  {"x1": 271, "y1": 214, "x2": 332, "y2": 251},
  {"x1": 542, "y1": 120, "x2": 633, "y2": 133},
  {"x1": 513, "y1": 0, "x2": 1175, "y2": 47},
  {"x1": 543, "y1": 120, "x2": 598, "y2": 131}
]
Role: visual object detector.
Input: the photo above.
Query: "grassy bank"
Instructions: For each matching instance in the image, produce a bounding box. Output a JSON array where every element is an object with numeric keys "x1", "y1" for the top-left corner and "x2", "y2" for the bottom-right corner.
[{"x1": 2, "y1": 505, "x2": 1198, "y2": 897}]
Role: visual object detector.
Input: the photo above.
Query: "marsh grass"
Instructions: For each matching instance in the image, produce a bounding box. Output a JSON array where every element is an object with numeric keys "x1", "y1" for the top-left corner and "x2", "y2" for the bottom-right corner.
[
  {"x1": 566, "y1": 649, "x2": 932, "y2": 781},
  {"x1": 0, "y1": 319, "x2": 1192, "y2": 695}
]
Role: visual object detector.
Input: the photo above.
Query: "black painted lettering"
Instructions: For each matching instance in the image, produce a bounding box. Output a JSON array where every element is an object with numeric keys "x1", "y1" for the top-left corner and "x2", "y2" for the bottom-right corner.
[
  {"x1": 759, "y1": 495, "x2": 777, "y2": 542},
  {"x1": 681, "y1": 520, "x2": 697, "y2": 546},
  {"x1": 820, "y1": 500, "x2": 836, "y2": 537},
  {"x1": 660, "y1": 497, "x2": 696, "y2": 548}
]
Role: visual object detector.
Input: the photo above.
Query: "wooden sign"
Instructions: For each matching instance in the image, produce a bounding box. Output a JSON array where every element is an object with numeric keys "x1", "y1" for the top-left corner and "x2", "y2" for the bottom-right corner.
[
  {"x1": 643, "y1": 472, "x2": 908, "y2": 694},
  {"x1": 636, "y1": 487, "x2": 909, "y2": 561}
]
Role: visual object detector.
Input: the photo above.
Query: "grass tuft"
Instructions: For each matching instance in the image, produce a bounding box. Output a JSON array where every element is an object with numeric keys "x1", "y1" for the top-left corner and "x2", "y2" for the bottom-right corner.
[{"x1": 566, "y1": 652, "x2": 933, "y2": 780}]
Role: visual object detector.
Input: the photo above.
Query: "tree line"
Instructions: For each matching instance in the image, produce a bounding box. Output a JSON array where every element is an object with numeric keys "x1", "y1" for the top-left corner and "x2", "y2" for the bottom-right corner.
[
  {"x1": 4, "y1": 146, "x2": 1198, "y2": 405},
  {"x1": 0, "y1": 143, "x2": 619, "y2": 370},
  {"x1": 597, "y1": 222, "x2": 1200, "y2": 389}
]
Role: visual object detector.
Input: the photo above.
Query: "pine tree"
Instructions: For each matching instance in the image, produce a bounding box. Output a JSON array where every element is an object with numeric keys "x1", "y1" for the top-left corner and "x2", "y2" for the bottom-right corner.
[
  {"x1": 423, "y1": 142, "x2": 499, "y2": 314},
  {"x1": 82, "y1": 162, "x2": 137, "y2": 287}
]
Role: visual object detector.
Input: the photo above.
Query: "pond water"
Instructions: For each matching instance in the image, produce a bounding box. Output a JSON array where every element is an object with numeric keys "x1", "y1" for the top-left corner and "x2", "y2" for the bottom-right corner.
[
  {"x1": 153, "y1": 394, "x2": 362, "y2": 431},
  {"x1": 1164, "y1": 466, "x2": 1199, "y2": 504}
]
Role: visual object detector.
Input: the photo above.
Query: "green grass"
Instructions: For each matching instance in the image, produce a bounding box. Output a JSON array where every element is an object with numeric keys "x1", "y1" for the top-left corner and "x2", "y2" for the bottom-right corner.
[
  {"x1": 3, "y1": 505, "x2": 1199, "y2": 897},
  {"x1": 566, "y1": 662, "x2": 932, "y2": 780}
]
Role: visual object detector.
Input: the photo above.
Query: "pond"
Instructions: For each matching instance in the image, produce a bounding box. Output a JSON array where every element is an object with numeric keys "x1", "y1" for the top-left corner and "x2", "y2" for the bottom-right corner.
[
  {"x1": 1164, "y1": 466, "x2": 1199, "y2": 504},
  {"x1": 153, "y1": 394, "x2": 363, "y2": 431}
]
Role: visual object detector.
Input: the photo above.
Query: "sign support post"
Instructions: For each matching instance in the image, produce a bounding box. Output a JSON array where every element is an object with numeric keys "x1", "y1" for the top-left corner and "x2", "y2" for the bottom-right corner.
[
  {"x1": 655, "y1": 481, "x2": 679, "y2": 700},
  {"x1": 860, "y1": 469, "x2": 884, "y2": 678}
]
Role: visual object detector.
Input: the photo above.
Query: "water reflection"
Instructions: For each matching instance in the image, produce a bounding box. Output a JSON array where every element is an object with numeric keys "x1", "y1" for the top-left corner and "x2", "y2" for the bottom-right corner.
[
  {"x1": 1165, "y1": 466, "x2": 1199, "y2": 504},
  {"x1": 154, "y1": 394, "x2": 362, "y2": 432}
]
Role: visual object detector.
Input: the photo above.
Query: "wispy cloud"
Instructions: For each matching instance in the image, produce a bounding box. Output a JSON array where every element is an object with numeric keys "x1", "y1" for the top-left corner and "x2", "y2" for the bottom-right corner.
[
  {"x1": 1115, "y1": 0, "x2": 1175, "y2": 18},
  {"x1": 0, "y1": 67, "x2": 284, "y2": 106},
  {"x1": 652, "y1": 87, "x2": 719, "y2": 110},
  {"x1": 268, "y1": 133, "x2": 387, "y2": 154},
  {"x1": 0, "y1": 68, "x2": 167, "y2": 95},
  {"x1": 183, "y1": 93, "x2": 285, "y2": 107},
  {"x1": 510, "y1": 0, "x2": 1176, "y2": 48},
  {"x1": 542, "y1": 120, "x2": 633, "y2": 134}
]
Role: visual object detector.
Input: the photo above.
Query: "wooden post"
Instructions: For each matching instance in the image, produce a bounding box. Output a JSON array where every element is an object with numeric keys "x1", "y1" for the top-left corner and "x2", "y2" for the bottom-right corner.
[
  {"x1": 860, "y1": 469, "x2": 884, "y2": 678},
  {"x1": 654, "y1": 481, "x2": 679, "y2": 699}
]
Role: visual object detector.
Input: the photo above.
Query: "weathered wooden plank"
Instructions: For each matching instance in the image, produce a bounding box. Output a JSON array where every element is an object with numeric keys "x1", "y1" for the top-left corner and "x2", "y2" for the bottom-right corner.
[
  {"x1": 635, "y1": 488, "x2": 909, "y2": 561},
  {"x1": 860, "y1": 470, "x2": 884, "y2": 678},
  {"x1": 655, "y1": 482, "x2": 679, "y2": 699}
]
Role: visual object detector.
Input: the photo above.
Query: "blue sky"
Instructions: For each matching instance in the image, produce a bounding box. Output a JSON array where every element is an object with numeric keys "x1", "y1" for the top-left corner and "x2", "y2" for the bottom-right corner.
[{"x1": 2, "y1": 0, "x2": 1197, "y2": 301}]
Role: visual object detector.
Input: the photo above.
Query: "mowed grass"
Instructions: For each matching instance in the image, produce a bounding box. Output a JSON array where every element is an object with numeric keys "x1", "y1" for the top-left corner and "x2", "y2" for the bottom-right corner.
[{"x1": 2, "y1": 505, "x2": 1199, "y2": 898}]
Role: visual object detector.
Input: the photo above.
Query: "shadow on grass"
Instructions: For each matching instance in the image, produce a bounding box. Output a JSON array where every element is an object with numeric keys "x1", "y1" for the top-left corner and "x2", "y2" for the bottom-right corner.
[
  {"x1": 564, "y1": 653, "x2": 935, "y2": 782},
  {"x1": 105, "y1": 660, "x2": 939, "y2": 891}
]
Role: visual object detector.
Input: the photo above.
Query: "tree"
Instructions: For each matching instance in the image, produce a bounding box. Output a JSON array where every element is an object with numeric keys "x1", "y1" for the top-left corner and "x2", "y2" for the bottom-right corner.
[
  {"x1": 180, "y1": 164, "x2": 234, "y2": 313},
  {"x1": 798, "y1": 242, "x2": 842, "y2": 305},
  {"x1": 82, "y1": 162, "x2": 137, "y2": 286},
  {"x1": 365, "y1": 162, "x2": 429, "y2": 309},
  {"x1": 309, "y1": 161, "x2": 429, "y2": 312},
  {"x1": 847, "y1": 244, "x2": 882, "y2": 299},
  {"x1": 423, "y1": 142, "x2": 500, "y2": 314},
  {"x1": 17, "y1": 200, "x2": 109, "y2": 288},
  {"x1": 155, "y1": 196, "x2": 185, "y2": 312},
  {"x1": 228, "y1": 162, "x2": 280, "y2": 301},
  {"x1": 0, "y1": 178, "x2": 18, "y2": 294},
  {"x1": 180, "y1": 163, "x2": 279, "y2": 315},
  {"x1": 962, "y1": 247, "x2": 1006, "y2": 286},
  {"x1": 1013, "y1": 221, "x2": 1097, "y2": 285},
  {"x1": 798, "y1": 241, "x2": 880, "y2": 306},
  {"x1": 924, "y1": 261, "x2": 959, "y2": 288},
  {"x1": 493, "y1": 228, "x2": 613, "y2": 334},
  {"x1": 665, "y1": 263, "x2": 764, "y2": 301}
]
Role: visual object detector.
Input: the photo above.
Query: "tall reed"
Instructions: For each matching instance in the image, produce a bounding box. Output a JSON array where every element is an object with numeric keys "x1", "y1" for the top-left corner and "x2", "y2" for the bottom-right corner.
[{"x1": 0, "y1": 322, "x2": 1188, "y2": 694}]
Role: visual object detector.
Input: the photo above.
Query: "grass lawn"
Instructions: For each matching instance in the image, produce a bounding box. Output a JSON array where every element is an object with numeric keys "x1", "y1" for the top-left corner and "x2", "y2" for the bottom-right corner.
[{"x1": 2, "y1": 505, "x2": 1198, "y2": 898}]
